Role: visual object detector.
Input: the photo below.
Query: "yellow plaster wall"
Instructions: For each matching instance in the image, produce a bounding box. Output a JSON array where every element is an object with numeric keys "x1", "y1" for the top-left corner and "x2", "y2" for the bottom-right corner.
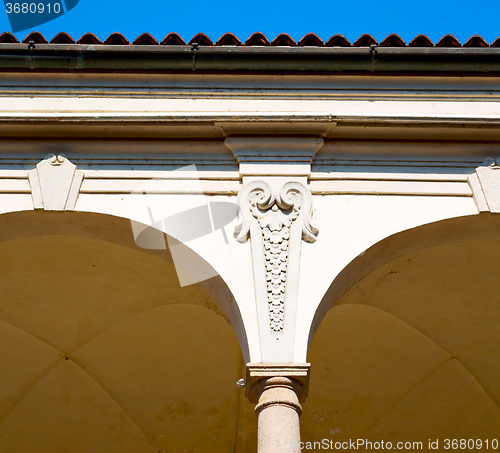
[
  {"x1": 0, "y1": 235, "x2": 254, "y2": 453},
  {"x1": 305, "y1": 240, "x2": 500, "y2": 448}
]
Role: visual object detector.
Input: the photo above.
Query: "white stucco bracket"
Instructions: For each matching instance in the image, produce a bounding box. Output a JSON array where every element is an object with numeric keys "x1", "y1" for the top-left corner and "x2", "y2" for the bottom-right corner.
[
  {"x1": 28, "y1": 154, "x2": 84, "y2": 211},
  {"x1": 236, "y1": 179, "x2": 318, "y2": 362}
]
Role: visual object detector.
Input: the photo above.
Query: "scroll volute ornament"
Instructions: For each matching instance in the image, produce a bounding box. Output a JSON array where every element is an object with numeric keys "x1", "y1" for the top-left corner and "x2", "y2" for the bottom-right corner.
[
  {"x1": 235, "y1": 180, "x2": 318, "y2": 244},
  {"x1": 235, "y1": 180, "x2": 318, "y2": 334}
]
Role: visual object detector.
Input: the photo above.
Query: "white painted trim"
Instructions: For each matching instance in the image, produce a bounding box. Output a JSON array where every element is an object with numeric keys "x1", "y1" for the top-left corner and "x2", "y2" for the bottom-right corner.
[
  {"x1": 0, "y1": 179, "x2": 31, "y2": 193},
  {"x1": 310, "y1": 180, "x2": 471, "y2": 196},
  {"x1": 80, "y1": 179, "x2": 241, "y2": 195},
  {"x1": 27, "y1": 170, "x2": 43, "y2": 208},
  {"x1": 4, "y1": 74, "x2": 500, "y2": 103},
  {"x1": 2, "y1": 97, "x2": 500, "y2": 123},
  {"x1": 311, "y1": 172, "x2": 469, "y2": 182}
]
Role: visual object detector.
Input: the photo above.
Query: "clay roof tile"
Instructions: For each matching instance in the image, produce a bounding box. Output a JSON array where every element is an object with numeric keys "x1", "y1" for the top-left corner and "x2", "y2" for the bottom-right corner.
[
  {"x1": 408, "y1": 34, "x2": 434, "y2": 47},
  {"x1": 160, "y1": 32, "x2": 185, "y2": 45},
  {"x1": 490, "y1": 37, "x2": 500, "y2": 47},
  {"x1": 463, "y1": 35, "x2": 489, "y2": 47},
  {"x1": 22, "y1": 31, "x2": 47, "y2": 44},
  {"x1": 11, "y1": 31, "x2": 500, "y2": 49},
  {"x1": 380, "y1": 34, "x2": 406, "y2": 47},
  {"x1": 104, "y1": 32, "x2": 129, "y2": 45},
  {"x1": 298, "y1": 33, "x2": 324, "y2": 46},
  {"x1": 271, "y1": 33, "x2": 296, "y2": 46},
  {"x1": 189, "y1": 33, "x2": 212, "y2": 46},
  {"x1": 352, "y1": 34, "x2": 377, "y2": 47},
  {"x1": 245, "y1": 32, "x2": 270, "y2": 46},
  {"x1": 0, "y1": 32, "x2": 19, "y2": 43},
  {"x1": 76, "y1": 33, "x2": 101, "y2": 44},
  {"x1": 325, "y1": 34, "x2": 351, "y2": 47},
  {"x1": 50, "y1": 32, "x2": 75, "y2": 44},
  {"x1": 133, "y1": 33, "x2": 158, "y2": 45},
  {"x1": 216, "y1": 33, "x2": 241, "y2": 46},
  {"x1": 436, "y1": 34, "x2": 461, "y2": 47}
]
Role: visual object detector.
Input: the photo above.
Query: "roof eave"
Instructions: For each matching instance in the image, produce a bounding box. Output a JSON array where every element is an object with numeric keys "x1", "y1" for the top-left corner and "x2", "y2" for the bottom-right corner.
[{"x1": 1, "y1": 44, "x2": 500, "y2": 73}]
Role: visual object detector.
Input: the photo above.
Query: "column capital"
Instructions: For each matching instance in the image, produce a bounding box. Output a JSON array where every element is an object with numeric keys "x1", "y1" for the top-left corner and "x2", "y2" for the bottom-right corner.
[{"x1": 245, "y1": 362, "x2": 311, "y2": 403}]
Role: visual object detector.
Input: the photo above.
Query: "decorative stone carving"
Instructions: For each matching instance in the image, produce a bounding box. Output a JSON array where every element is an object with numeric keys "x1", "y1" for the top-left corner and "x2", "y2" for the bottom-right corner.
[
  {"x1": 236, "y1": 181, "x2": 318, "y2": 333},
  {"x1": 470, "y1": 157, "x2": 500, "y2": 213},
  {"x1": 236, "y1": 180, "x2": 318, "y2": 244},
  {"x1": 236, "y1": 180, "x2": 317, "y2": 361},
  {"x1": 28, "y1": 154, "x2": 83, "y2": 211}
]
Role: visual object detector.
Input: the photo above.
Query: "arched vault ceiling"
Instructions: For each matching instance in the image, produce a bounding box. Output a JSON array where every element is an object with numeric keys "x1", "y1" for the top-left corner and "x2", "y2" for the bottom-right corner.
[
  {"x1": 0, "y1": 210, "x2": 249, "y2": 361},
  {"x1": 310, "y1": 213, "x2": 500, "y2": 345},
  {"x1": 305, "y1": 239, "x2": 500, "y2": 443},
  {"x1": 0, "y1": 235, "x2": 255, "y2": 453}
]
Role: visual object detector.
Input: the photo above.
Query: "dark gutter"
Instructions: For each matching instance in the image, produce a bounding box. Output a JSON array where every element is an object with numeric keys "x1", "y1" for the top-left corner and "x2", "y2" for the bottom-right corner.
[{"x1": 0, "y1": 44, "x2": 500, "y2": 74}]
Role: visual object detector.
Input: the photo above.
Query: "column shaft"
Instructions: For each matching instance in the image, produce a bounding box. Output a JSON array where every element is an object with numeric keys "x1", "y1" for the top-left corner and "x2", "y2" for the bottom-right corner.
[{"x1": 254, "y1": 377, "x2": 303, "y2": 453}]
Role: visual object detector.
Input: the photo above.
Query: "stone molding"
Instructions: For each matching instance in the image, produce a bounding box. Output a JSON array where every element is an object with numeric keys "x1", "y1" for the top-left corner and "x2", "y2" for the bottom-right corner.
[
  {"x1": 253, "y1": 377, "x2": 304, "y2": 416},
  {"x1": 28, "y1": 154, "x2": 83, "y2": 211},
  {"x1": 235, "y1": 180, "x2": 318, "y2": 361},
  {"x1": 226, "y1": 137, "x2": 323, "y2": 178},
  {"x1": 245, "y1": 363, "x2": 311, "y2": 404}
]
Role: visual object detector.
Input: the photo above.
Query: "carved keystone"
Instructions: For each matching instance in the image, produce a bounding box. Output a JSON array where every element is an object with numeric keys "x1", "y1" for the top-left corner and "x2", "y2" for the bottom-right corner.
[
  {"x1": 28, "y1": 154, "x2": 83, "y2": 211},
  {"x1": 471, "y1": 157, "x2": 500, "y2": 213}
]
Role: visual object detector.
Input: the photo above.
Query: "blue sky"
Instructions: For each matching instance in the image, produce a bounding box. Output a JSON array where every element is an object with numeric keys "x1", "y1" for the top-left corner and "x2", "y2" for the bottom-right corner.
[{"x1": 1, "y1": 0, "x2": 500, "y2": 45}]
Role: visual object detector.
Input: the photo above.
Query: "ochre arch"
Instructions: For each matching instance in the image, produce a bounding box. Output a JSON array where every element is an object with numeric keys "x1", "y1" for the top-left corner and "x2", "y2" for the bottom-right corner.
[
  {"x1": 303, "y1": 304, "x2": 500, "y2": 443},
  {"x1": 0, "y1": 209, "x2": 249, "y2": 361},
  {"x1": 303, "y1": 214, "x2": 500, "y2": 442},
  {"x1": 309, "y1": 212, "x2": 500, "y2": 351},
  {"x1": 0, "y1": 210, "x2": 256, "y2": 453}
]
